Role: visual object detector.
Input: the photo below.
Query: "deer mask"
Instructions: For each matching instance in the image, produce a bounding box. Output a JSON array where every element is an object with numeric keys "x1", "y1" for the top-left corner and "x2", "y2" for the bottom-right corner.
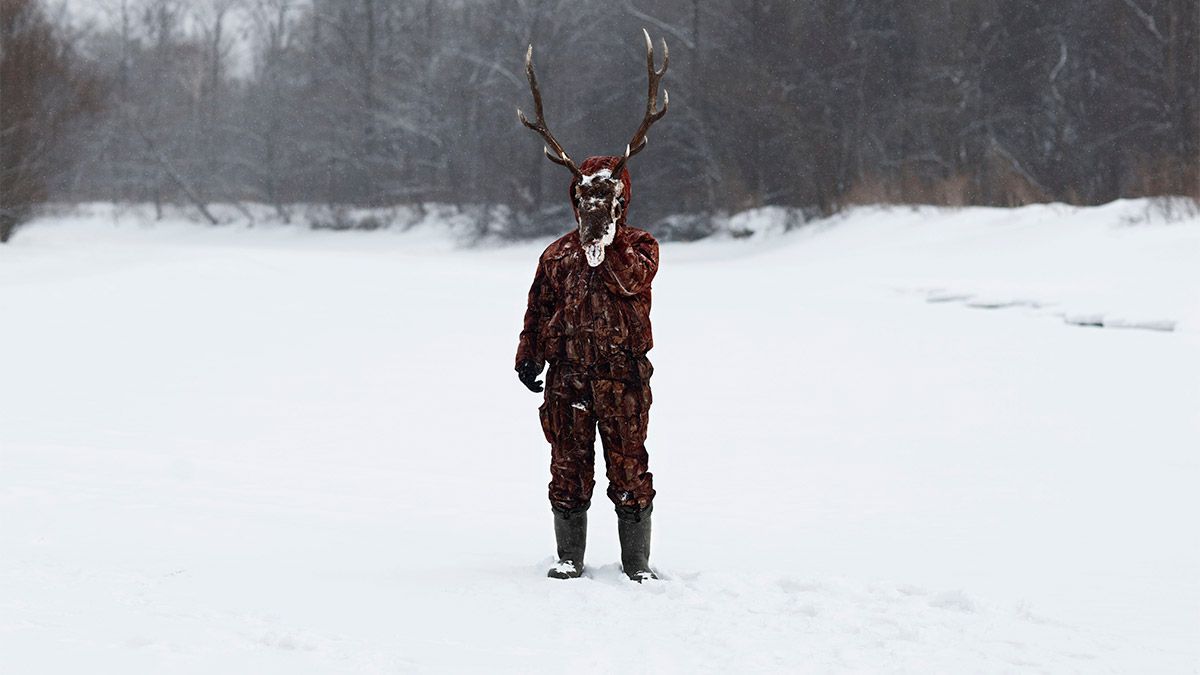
[{"x1": 518, "y1": 30, "x2": 668, "y2": 267}]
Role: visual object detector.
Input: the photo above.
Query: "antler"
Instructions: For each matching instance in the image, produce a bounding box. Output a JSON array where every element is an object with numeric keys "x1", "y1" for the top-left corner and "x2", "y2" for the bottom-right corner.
[
  {"x1": 516, "y1": 45, "x2": 582, "y2": 178},
  {"x1": 609, "y1": 29, "x2": 669, "y2": 178}
]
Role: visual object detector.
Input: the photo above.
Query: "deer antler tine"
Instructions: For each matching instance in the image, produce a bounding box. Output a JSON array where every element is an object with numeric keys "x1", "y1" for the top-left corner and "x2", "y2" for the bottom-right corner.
[
  {"x1": 611, "y1": 30, "x2": 670, "y2": 177},
  {"x1": 518, "y1": 42, "x2": 581, "y2": 177},
  {"x1": 523, "y1": 45, "x2": 543, "y2": 121}
]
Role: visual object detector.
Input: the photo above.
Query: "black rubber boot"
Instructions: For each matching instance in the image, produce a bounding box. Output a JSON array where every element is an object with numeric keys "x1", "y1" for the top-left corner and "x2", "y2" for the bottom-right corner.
[
  {"x1": 547, "y1": 507, "x2": 587, "y2": 579},
  {"x1": 616, "y1": 504, "x2": 657, "y2": 582}
]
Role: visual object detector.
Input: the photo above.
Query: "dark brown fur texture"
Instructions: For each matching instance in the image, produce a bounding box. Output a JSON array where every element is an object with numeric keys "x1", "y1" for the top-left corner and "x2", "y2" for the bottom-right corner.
[{"x1": 516, "y1": 156, "x2": 658, "y2": 510}]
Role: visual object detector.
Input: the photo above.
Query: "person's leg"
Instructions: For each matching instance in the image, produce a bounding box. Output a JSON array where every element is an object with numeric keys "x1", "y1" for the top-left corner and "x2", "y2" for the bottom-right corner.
[
  {"x1": 594, "y1": 375, "x2": 655, "y2": 511},
  {"x1": 539, "y1": 365, "x2": 597, "y2": 578},
  {"x1": 596, "y1": 408, "x2": 654, "y2": 510},
  {"x1": 541, "y1": 366, "x2": 599, "y2": 512},
  {"x1": 594, "y1": 369, "x2": 657, "y2": 581}
]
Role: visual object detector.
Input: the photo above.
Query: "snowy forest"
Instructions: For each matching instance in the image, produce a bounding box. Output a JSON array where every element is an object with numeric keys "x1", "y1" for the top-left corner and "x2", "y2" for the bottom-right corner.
[{"x1": 2, "y1": 0, "x2": 1198, "y2": 242}]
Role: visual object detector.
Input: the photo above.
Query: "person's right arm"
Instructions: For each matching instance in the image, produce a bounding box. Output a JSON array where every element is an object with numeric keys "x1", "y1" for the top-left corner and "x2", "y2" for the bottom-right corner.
[{"x1": 515, "y1": 254, "x2": 553, "y2": 392}]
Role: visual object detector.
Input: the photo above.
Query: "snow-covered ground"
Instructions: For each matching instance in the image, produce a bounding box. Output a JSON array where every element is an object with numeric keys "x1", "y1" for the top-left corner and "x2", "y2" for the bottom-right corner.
[{"x1": 1, "y1": 200, "x2": 1197, "y2": 673}]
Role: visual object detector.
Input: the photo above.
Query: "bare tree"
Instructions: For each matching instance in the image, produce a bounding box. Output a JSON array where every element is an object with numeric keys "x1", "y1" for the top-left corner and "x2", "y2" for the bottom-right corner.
[
  {"x1": 0, "y1": 0, "x2": 95, "y2": 242},
  {"x1": 29, "y1": 0, "x2": 1198, "y2": 238}
]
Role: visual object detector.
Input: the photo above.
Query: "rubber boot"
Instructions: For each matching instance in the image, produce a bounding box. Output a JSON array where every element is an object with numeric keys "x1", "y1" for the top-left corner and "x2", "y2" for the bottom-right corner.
[
  {"x1": 547, "y1": 507, "x2": 587, "y2": 579},
  {"x1": 616, "y1": 504, "x2": 657, "y2": 582}
]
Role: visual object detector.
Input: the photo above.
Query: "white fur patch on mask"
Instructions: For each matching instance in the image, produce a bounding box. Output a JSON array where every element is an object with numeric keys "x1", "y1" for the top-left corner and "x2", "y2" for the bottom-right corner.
[
  {"x1": 583, "y1": 220, "x2": 616, "y2": 267},
  {"x1": 576, "y1": 168, "x2": 622, "y2": 267},
  {"x1": 579, "y1": 168, "x2": 615, "y2": 185}
]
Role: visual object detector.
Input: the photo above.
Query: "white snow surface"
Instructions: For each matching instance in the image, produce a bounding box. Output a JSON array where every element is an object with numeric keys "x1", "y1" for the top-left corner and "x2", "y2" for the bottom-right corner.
[{"x1": 1, "y1": 199, "x2": 1198, "y2": 673}]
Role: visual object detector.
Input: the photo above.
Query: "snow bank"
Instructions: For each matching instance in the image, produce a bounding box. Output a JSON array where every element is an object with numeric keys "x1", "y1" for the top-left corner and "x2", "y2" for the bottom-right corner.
[
  {"x1": 672, "y1": 199, "x2": 1200, "y2": 334},
  {"x1": 23, "y1": 201, "x2": 514, "y2": 249}
]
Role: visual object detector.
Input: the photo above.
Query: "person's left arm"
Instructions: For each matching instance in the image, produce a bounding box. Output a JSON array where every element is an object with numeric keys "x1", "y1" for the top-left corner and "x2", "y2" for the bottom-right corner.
[{"x1": 601, "y1": 231, "x2": 659, "y2": 296}]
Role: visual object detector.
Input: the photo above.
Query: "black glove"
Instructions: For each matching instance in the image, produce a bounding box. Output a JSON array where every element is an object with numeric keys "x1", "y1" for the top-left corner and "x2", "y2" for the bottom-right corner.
[{"x1": 516, "y1": 360, "x2": 544, "y2": 393}]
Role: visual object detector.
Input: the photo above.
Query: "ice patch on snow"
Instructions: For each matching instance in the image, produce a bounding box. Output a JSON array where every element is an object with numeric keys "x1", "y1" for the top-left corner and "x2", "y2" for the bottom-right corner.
[
  {"x1": 1062, "y1": 313, "x2": 1177, "y2": 332},
  {"x1": 1103, "y1": 318, "x2": 1177, "y2": 332},
  {"x1": 964, "y1": 298, "x2": 1045, "y2": 310},
  {"x1": 1062, "y1": 313, "x2": 1106, "y2": 328},
  {"x1": 913, "y1": 287, "x2": 1181, "y2": 333},
  {"x1": 925, "y1": 291, "x2": 976, "y2": 303}
]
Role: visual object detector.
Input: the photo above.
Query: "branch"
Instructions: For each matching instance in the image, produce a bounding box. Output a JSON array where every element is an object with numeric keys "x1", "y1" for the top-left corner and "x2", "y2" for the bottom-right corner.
[
  {"x1": 990, "y1": 139, "x2": 1049, "y2": 196},
  {"x1": 620, "y1": 0, "x2": 695, "y2": 50},
  {"x1": 1119, "y1": 0, "x2": 1167, "y2": 43},
  {"x1": 129, "y1": 110, "x2": 220, "y2": 225}
]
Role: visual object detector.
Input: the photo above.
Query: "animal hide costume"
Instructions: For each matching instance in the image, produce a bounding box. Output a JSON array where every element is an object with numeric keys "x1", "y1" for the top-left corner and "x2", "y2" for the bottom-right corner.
[
  {"x1": 516, "y1": 157, "x2": 658, "y2": 514},
  {"x1": 515, "y1": 30, "x2": 668, "y2": 581}
]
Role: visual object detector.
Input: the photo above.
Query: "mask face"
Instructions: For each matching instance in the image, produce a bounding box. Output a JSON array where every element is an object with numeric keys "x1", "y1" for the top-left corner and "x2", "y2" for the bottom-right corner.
[{"x1": 574, "y1": 171, "x2": 624, "y2": 266}]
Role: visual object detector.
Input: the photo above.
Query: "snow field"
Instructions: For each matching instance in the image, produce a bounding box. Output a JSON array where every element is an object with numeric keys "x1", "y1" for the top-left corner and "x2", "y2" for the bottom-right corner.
[{"x1": 1, "y1": 199, "x2": 1197, "y2": 672}]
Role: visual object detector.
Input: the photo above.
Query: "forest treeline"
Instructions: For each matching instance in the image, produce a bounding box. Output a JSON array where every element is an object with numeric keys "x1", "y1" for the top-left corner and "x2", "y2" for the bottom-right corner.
[{"x1": 2, "y1": 0, "x2": 1197, "y2": 242}]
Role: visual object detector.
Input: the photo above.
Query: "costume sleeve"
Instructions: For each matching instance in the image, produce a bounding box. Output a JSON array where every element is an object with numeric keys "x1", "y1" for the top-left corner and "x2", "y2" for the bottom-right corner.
[
  {"x1": 602, "y1": 231, "x2": 659, "y2": 297},
  {"x1": 515, "y1": 254, "x2": 554, "y2": 369}
]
